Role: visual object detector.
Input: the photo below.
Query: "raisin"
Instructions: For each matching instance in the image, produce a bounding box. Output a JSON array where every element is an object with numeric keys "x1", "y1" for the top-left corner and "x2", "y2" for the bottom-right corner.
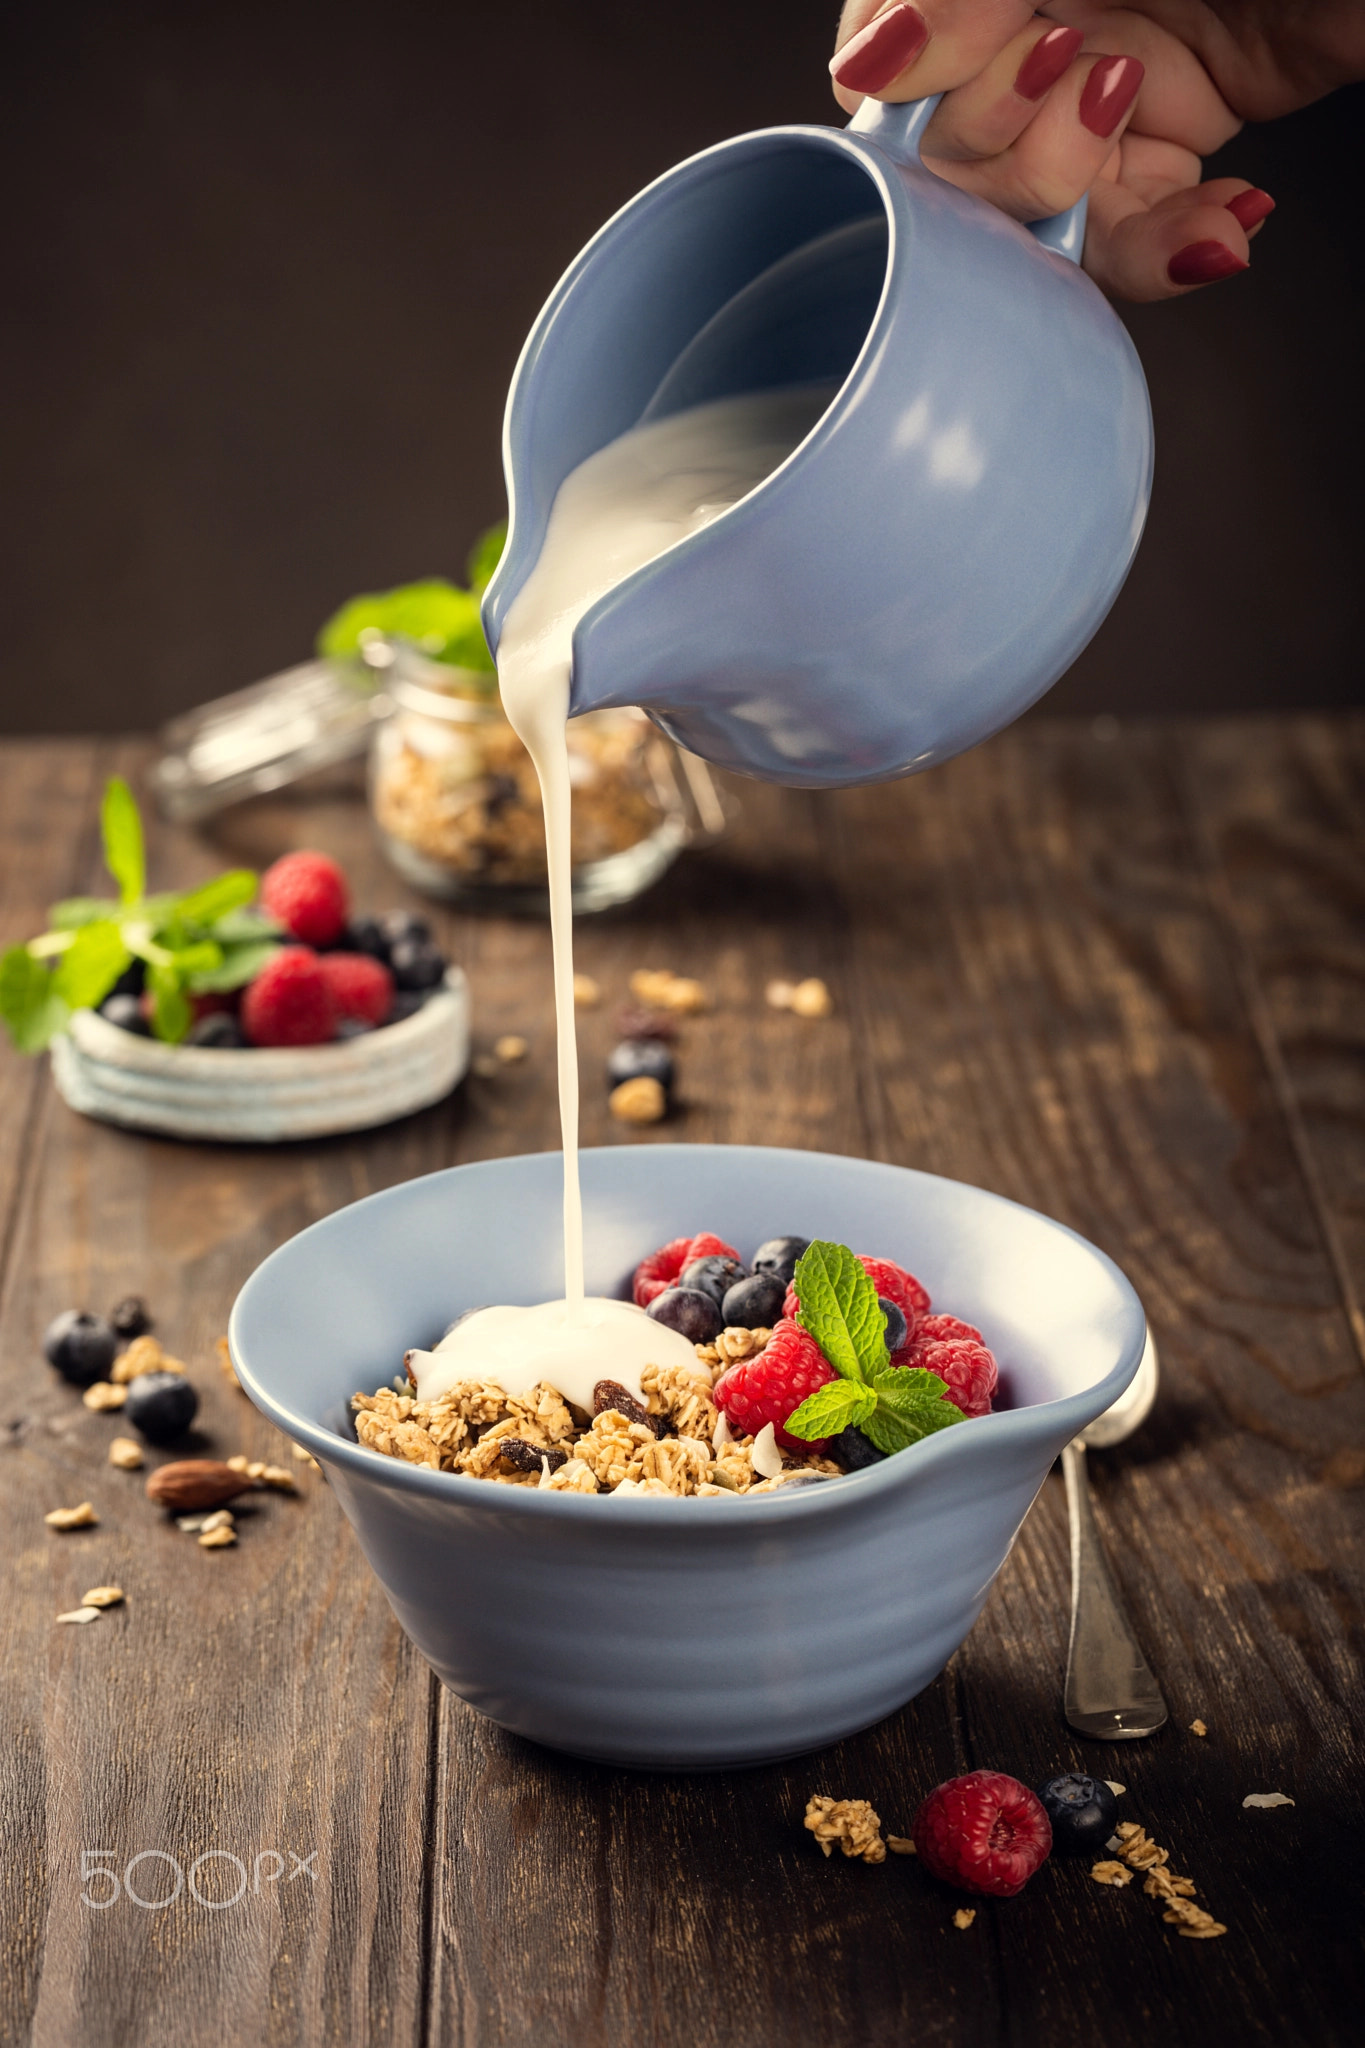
[
  {"x1": 496, "y1": 1439, "x2": 568, "y2": 1475},
  {"x1": 593, "y1": 1381, "x2": 664, "y2": 1435}
]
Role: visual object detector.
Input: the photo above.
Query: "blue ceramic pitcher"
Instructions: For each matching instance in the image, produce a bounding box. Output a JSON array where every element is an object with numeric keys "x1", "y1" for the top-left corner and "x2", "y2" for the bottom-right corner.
[{"x1": 482, "y1": 96, "x2": 1153, "y2": 789}]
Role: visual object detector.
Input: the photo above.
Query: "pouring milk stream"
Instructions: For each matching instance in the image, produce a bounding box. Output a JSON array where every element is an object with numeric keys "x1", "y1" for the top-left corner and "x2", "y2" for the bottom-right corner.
[{"x1": 409, "y1": 386, "x2": 832, "y2": 1412}]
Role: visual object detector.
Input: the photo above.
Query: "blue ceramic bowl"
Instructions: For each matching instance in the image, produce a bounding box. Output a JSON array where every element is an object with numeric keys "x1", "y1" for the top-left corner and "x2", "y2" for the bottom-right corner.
[{"x1": 230, "y1": 1145, "x2": 1144, "y2": 1770}]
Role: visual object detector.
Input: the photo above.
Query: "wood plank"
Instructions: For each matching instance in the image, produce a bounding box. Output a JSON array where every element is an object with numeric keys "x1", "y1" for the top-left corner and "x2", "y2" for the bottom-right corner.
[{"x1": 1181, "y1": 714, "x2": 1365, "y2": 1360}]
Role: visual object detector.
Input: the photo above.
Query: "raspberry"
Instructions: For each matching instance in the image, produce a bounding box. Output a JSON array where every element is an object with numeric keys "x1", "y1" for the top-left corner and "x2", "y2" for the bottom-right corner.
[
  {"x1": 319, "y1": 951, "x2": 394, "y2": 1026},
  {"x1": 913, "y1": 1771, "x2": 1052, "y2": 1897},
  {"x1": 913, "y1": 1313, "x2": 983, "y2": 1347},
  {"x1": 260, "y1": 850, "x2": 350, "y2": 947},
  {"x1": 856, "y1": 1256, "x2": 930, "y2": 1335},
  {"x1": 632, "y1": 1231, "x2": 742, "y2": 1308},
  {"x1": 783, "y1": 1255, "x2": 931, "y2": 1353},
  {"x1": 713, "y1": 1318, "x2": 836, "y2": 1452},
  {"x1": 905, "y1": 1338, "x2": 997, "y2": 1418},
  {"x1": 241, "y1": 947, "x2": 336, "y2": 1047}
]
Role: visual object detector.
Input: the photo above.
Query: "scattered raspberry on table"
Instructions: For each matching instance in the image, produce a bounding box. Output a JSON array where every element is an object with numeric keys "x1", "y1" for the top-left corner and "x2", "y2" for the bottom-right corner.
[{"x1": 913, "y1": 1771, "x2": 1052, "y2": 1897}]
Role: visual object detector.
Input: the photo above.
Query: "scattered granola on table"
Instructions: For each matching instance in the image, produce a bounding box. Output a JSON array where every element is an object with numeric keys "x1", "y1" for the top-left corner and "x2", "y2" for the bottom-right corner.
[
  {"x1": 953, "y1": 1909, "x2": 976, "y2": 1930},
  {"x1": 1090, "y1": 1819, "x2": 1226, "y2": 1938},
  {"x1": 804, "y1": 1796, "x2": 888, "y2": 1864},
  {"x1": 44, "y1": 1502, "x2": 98, "y2": 1530}
]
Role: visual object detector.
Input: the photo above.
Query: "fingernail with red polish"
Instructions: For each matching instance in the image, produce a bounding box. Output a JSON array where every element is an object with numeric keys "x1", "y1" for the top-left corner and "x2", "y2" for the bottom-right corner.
[
  {"x1": 1078, "y1": 54, "x2": 1144, "y2": 139},
  {"x1": 1168, "y1": 240, "x2": 1249, "y2": 286},
  {"x1": 1225, "y1": 188, "x2": 1275, "y2": 231},
  {"x1": 829, "y1": 4, "x2": 931, "y2": 95},
  {"x1": 1014, "y1": 24, "x2": 1085, "y2": 102}
]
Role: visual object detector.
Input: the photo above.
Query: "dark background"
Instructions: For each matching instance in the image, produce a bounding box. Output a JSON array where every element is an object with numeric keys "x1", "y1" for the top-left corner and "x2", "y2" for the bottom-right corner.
[{"x1": 2, "y1": 0, "x2": 1360, "y2": 736}]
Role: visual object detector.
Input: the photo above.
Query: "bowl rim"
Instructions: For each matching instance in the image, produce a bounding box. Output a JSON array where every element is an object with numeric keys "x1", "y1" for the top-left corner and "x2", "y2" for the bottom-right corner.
[
  {"x1": 67, "y1": 965, "x2": 468, "y2": 1076},
  {"x1": 229, "y1": 1143, "x2": 1147, "y2": 1525}
]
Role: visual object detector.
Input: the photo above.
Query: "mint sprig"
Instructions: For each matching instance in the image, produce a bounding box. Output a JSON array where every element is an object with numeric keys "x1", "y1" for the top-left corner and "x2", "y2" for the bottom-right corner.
[
  {"x1": 0, "y1": 778, "x2": 282, "y2": 1053},
  {"x1": 783, "y1": 1240, "x2": 965, "y2": 1450}
]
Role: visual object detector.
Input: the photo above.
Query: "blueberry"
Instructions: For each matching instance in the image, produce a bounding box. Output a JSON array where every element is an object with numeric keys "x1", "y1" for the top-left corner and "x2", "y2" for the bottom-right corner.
[
  {"x1": 679, "y1": 1254, "x2": 746, "y2": 1308},
  {"x1": 43, "y1": 1309, "x2": 118, "y2": 1387},
  {"x1": 646, "y1": 1286, "x2": 723, "y2": 1344},
  {"x1": 187, "y1": 1012, "x2": 245, "y2": 1048},
  {"x1": 879, "y1": 1295, "x2": 908, "y2": 1354},
  {"x1": 346, "y1": 914, "x2": 390, "y2": 963},
  {"x1": 385, "y1": 991, "x2": 427, "y2": 1025},
  {"x1": 124, "y1": 1370, "x2": 199, "y2": 1446},
  {"x1": 827, "y1": 1425, "x2": 885, "y2": 1472},
  {"x1": 109, "y1": 958, "x2": 146, "y2": 998},
  {"x1": 614, "y1": 1006, "x2": 677, "y2": 1043},
  {"x1": 1037, "y1": 1774, "x2": 1119, "y2": 1855},
  {"x1": 721, "y1": 1271, "x2": 786, "y2": 1329},
  {"x1": 607, "y1": 1039, "x2": 676, "y2": 1095},
  {"x1": 751, "y1": 1236, "x2": 810, "y2": 1286},
  {"x1": 380, "y1": 909, "x2": 433, "y2": 950},
  {"x1": 389, "y1": 937, "x2": 447, "y2": 991},
  {"x1": 99, "y1": 993, "x2": 151, "y2": 1036},
  {"x1": 110, "y1": 1296, "x2": 153, "y2": 1340}
]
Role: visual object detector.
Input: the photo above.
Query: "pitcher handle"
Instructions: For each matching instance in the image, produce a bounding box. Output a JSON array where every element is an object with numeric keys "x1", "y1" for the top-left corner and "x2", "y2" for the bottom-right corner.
[{"x1": 846, "y1": 93, "x2": 1088, "y2": 264}]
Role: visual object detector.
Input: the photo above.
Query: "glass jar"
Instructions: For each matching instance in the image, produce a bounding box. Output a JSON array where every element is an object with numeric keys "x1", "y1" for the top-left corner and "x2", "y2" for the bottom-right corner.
[{"x1": 368, "y1": 664, "x2": 726, "y2": 913}]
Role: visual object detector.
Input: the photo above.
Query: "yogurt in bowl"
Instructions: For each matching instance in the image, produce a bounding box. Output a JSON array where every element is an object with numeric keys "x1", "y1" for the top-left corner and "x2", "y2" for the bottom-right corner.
[{"x1": 229, "y1": 1143, "x2": 1144, "y2": 1771}]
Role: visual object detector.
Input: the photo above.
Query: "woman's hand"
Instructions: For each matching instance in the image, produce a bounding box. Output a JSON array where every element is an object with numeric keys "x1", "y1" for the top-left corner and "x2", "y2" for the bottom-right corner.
[{"x1": 829, "y1": 3, "x2": 1365, "y2": 301}]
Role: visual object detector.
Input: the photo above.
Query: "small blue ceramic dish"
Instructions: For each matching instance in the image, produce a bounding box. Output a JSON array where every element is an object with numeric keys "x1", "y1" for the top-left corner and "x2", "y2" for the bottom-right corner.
[{"x1": 230, "y1": 1145, "x2": 1144, "y2": 1770}]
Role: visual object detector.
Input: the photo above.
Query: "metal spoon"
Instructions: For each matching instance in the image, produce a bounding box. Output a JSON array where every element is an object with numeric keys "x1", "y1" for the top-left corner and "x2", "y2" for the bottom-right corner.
[{"x1": 1061, "y1": 1329, "x2": 1167, "y2": 1740}]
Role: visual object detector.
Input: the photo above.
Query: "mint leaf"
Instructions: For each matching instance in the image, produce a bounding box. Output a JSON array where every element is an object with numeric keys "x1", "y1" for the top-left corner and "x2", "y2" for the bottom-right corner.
[
  {"x1": 49, "y1": 897, "x2": 115, "y2": 931},
  {"x1": 176, "y1": 870, "x2": 257, "y2": 926},
  {"x1": 146, "y1": 963, "x2": 191, "y2": 1044},
  {"x1": 860, "y1": 1366, "x2": 965, "y2": 1455},
  {"x1": 792, "y1": 1241, "x2": 888, "y2": 1384},
  {"x1": 101, "y1": 777, "x2": 145, "y2": 906},
  {"x1": 317, "y1": 578, "x2": 494, "y2": 672},
  {"x1": 785, "y1": 1378, "x2": 877, "y2": 1441},
  {"x1": 465, "y1": 520, "x2": 507, "y2": 596},
  {"x1": 186, "y1": 938, "x2": 278, "y2": 992},
  {"x1": 51, "y1": 921, "x2": 131, "y2": 1012},
  {"x1": 204, "y1": 906, "x2": 280, "y2": 944},
  {"x1": 0, "y1": 946, "x2": 68, "y2": 1052}
]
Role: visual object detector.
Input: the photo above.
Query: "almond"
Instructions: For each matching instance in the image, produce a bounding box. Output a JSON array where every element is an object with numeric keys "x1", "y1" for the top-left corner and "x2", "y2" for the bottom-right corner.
[{"x1": 145, "y1": 1460, "x2": 252, "y2": 1512}]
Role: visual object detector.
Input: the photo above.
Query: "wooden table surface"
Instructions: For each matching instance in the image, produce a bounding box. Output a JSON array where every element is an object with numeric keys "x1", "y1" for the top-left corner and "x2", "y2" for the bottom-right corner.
[{"x1": 2, "y1": 718, "x2": 1361, "y2": 2048}]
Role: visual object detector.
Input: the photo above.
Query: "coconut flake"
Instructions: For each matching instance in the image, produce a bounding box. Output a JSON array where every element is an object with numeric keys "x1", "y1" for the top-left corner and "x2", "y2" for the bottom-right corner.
[
  {"x1": 55, "y1": 1607, "x2": 101, "y2": 1625},
  {"x1": 1242, "y1": 1793, "x2": 1295, "y2": 1809},
  {"x1": 1105, "y1": 1782, "x2": 1126, "y2": 1798},
  {"x1": 751, "y1": 1423, "x2": 783, "y2": 1480},
  {"x1": 713, "y1": 1410, "x2": 734, "y2": 1450}
]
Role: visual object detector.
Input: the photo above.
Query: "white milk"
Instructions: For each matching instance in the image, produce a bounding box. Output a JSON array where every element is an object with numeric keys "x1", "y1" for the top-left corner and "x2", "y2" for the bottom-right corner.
[
  {"x1": 408, "y1": 1297, "x2": 698, "y2": 1413},
  {"x1": 441, "y1": 385, "x2": 830, "y2": 1404}
]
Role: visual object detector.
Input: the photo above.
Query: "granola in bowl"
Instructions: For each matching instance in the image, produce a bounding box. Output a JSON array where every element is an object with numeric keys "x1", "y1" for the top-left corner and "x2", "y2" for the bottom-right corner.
[{"x1": 350, "y1": 1230, "x2": 1001, "y2": 1498}]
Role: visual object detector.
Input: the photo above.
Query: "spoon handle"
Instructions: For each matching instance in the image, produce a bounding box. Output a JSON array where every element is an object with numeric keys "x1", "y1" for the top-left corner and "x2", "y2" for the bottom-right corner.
[{"x1": 1062, "y1": 1441, "x2": 1168, "y2": 1740}]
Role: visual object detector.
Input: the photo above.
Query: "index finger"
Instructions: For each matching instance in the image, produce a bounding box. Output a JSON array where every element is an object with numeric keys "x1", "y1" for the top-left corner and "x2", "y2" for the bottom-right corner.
[{"x1": 830, "y1": 1, "x2": 1039, "y2": 111}]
